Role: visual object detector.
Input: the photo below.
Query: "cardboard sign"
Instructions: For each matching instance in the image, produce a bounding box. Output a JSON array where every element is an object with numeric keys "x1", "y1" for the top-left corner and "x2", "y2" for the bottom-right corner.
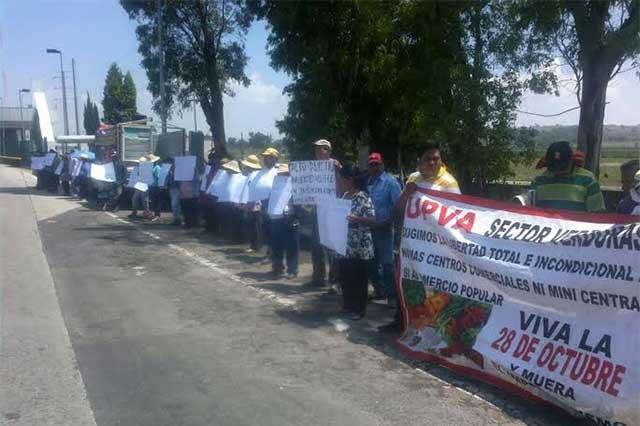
[
  {"x1": 90, "y1": 163, "x2": 117, "y2": 182},
  {"x1": 290, "y1": 160, "x2": 335, "y2": 204},
  {"x1": 174, "y1": 155, "x2": 197, "y2": 181},
  {"x1": 267, "y1": 175, "x2": 292, "y2": 216},
  {"x1": 316, "y1": 198, "x2": 351, "y2": 256}
]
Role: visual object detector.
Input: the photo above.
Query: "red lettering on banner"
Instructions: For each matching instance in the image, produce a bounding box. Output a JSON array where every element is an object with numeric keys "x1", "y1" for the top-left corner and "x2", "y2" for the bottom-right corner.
[{"x1": 405, "y1": 197, "x2": 476, "y2": 233}]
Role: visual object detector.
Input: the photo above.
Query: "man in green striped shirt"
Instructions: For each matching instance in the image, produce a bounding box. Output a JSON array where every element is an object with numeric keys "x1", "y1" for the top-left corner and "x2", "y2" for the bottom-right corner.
[{"x1": 532, "y1": 141, "x2": 605, "y2": 212}]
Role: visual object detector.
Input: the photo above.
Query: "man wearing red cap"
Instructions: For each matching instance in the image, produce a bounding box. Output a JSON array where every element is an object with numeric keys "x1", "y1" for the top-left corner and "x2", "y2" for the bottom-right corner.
[{"x1": 366, "y1": 152, "x2": 401, "y2": 303}]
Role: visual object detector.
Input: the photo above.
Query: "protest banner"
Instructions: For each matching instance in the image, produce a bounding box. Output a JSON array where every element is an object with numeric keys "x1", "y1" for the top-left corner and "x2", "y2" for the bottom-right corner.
[
  {"x1": 158, "y1": 163, "x2": 172, "y2": 187},
  {"x1": 44, "y1": 152, "x2": 57, "y2": 166},
  {"x1": 133, "y1": 181, "x2": 149, "y2": 192},
  {"x1": 219, "y1": 173, "x2": 248, "y2": 203},
  {"x1": 126, "y1": 168, "x2": 139, "y2": 188},
  {"x1": 397, "y1": 188, "x2": 640, "y2": 425},
  {"x1": 174, "y1": 155, "x2": 196, "y2": 181},
  {"x1": 207, "y1": 170, "x2": 230, "y2": 197},
  {"x1": 316, "y1": 198, "x2": 351, "y2": 256},
  {"x1": 31, "y1": 156, "x2": 45, "y2": 171},
  {"x1": 90, "y1": 163, "x2": 116, "y2": 182},
  {"x1": 71, "y1": 158, "x2": 83, "y2": 177},
  {"x1": 247, "y1": 168, "x2": 277, "y2": 202},
  {"x1": 290, "y1": 160, "x2": 335, "y2": 204},
  {"x1": 199, "y1": 165, "x2": 212, "y2": 191},
  {"x1": 268, "y1": 175, "x2": 292, "y2": 216},
  {"x1": 54, "y1": 160, "x2": 64, "y2": 175},
  {"x1": 138, "y1": 161, "x2": 154, "y2": 184}
]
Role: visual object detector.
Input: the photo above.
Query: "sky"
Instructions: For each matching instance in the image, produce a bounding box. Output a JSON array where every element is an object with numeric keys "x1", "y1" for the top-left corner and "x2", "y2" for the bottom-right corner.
[{"x1": 1, "y1": 0, "x2": 638, "y2": 139}]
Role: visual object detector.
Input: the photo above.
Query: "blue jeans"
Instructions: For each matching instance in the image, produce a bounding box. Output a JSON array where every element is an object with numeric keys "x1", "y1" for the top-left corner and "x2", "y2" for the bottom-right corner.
[
  {"x1": 369, "y1": 226, "x2": 396, "y2": 297},
  {"x1": 269, "y1": 218, "x2": 299, "y2": 274}
]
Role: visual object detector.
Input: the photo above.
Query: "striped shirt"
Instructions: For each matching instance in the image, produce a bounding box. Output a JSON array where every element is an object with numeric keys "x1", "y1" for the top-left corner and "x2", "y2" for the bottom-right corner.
[
  {"x1": 532, "y1": 167, "x2": 605, "y2": 212},
  {"x1": 406, "y1": 165, "x2": 460, "y2": 194}
]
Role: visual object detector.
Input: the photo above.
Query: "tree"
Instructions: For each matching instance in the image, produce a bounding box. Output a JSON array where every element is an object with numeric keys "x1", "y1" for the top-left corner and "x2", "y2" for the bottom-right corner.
[
  {"x1": 121, "y1": 0, "x2": 254, "y2": 157},
  {"x1": 255, "y1": 1, "x2": 537, "y2": 191},
  {"x1": 508, "y1": 0, "x2": 640, "y2": 174},
  {"x1": 122, "y1": 72, "x2": 138, "y2": 122},
  {"x1": 102, "y1": 63, "x2": 139, "y2": 124},
  {"x1": 83, "y1": 92, "x2": 101, "y2": 135}
]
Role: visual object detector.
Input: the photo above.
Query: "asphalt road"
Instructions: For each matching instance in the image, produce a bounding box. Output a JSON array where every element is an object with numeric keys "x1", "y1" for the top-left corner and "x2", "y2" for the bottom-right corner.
[{"x1": 0, "y1": 164, "x2": 587, "y2": 426}]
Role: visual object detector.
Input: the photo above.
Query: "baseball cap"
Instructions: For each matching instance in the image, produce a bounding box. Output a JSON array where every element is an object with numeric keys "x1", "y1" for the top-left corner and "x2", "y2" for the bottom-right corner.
[
  {"x1": 314, "y1": 139, "x2": 332, "y2": 150},
  {"x1": 545, "y1": 141, "x2": 573, "y2": 172},
  {"x1": 368, "y1": 152, "x2": 383, "y2": 165}
]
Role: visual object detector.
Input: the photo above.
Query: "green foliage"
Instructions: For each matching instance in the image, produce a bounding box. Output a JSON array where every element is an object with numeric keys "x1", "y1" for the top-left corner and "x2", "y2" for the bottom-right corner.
[
  {"x1": 83, "y1": 92, "x2": 101, "y2": 135},
  {"x1": 256, "y1": 1, "x2": 538, "y2": 192},
  {"x1": 121, "y1": 0, "x2": 254, "y2": 156},
  {"x1": 102, "y1": 63, "x2": 138, "y2": 124}
]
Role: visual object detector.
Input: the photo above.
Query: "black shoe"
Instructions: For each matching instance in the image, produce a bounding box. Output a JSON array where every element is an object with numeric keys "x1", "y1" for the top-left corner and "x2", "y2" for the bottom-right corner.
[
  {"x1": 378, "y1": 319, "x2": 402, "y2": 333},
  {"x1": 369, "y1": 292, "x2": 386, "y2": 301}
]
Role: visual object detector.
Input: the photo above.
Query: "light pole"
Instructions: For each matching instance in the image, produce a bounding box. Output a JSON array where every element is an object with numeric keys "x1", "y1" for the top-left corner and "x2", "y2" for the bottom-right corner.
[
  {"x1": 72, "y1": 58, "x2": 80, "y2": 135},
  {"x1": 18, "y1": 88, "x2": 31, "y2": 144},
  {"x1": 46, "y1": 48, "x2": 69, "y2": 135}
]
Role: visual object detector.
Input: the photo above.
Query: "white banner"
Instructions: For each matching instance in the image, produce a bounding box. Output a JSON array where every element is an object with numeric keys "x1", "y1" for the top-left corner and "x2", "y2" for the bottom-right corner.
[
  {"x1": 31, "y1": 156, "x2": 45, "y2": 171},
  {"x1": 44, "y1": 152, "x2": 56, "y2": 166},
  {"x1": 54, "y1": 160, "x2": 64, "y2": 176},
  {"x1": 219, "y1": 173, "x2": 248, "y2": 203},
  {"x1": 398, "y1": 189, "x2": 640, "y2": 426},
  {"x1": 268, "y1": 175, "x2": 292, "y2": 216},
  {"x1": 90, "y1": 163, "x2": 116, "y2": 182},
  {"x1": 138, "y1": 162, "x2": 154, "y2": 184},
  {"x1": 207, "y1": 170, "x2": 230, "y2": 197},
  {"x1": 158, "y1": 163, "x2": 172, "y2": 187},
  {"x1": 71, "y1": 158, "x2": 83, "y2": 177},
  {"x1": 126, "y1": 168, "x2": 139, "y2": 188},
  {"x1": 290, "y1": 160, "x2": 335, "y2": 204},
  {"x1": 317, "y1": 198, "x2": 351, "y2": 256},
  {"x1": 133, "y1": 181, "x2": 148, "y2": 192},
  {"x1": 174, "y1": 155, "x2": 197, "y2": 181},
  {"x1": 247, "y1": 167, "x2": 277, "y2": 202},
  {"x1": 200, "y1": 165, "x2": 212, "y2": 191},
  {"x1": 239, "y1": 171, "x2": 257, "y2": 204}
]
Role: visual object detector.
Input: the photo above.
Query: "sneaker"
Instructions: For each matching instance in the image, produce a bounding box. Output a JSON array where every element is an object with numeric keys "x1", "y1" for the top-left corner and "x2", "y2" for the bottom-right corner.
[
  {"x1": 369, "y1": 292, "x2": 386, "y2": 301},
  {"x1": 151, "y1": 216, "x2": 160, "y2": 222},
  {"x1": 378, "y1": 319, "x2": 402, "y2": 333},
  {"x1": 286, "y1": 272, "x2": 298, "y2": 279},
  {"x1": 244, "y1": 248, "x2": 255, "y2": 253}
]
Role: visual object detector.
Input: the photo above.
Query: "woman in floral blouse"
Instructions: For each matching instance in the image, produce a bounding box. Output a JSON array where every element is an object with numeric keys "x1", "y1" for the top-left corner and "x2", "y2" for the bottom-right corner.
[{"x1": 338, "y1": 164, "x2": 376, "y2": 320}]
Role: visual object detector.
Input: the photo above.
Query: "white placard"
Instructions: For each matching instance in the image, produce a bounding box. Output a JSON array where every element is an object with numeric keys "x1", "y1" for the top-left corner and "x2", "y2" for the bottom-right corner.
[
  {"x1": 174, "y1": 155, "x2": 197, "y2": 181},
  {"x1": 199, "y1": 165, "x2": 212, "y2": 191},
  {"x1": 207, "y1": 170, "x2": 230, "y2": 197},
  {"x1": 133, "y1": 182, "x2": 149, "y2": 192},
  {"x1": 158, "y1": 163, "x2": 172, "y2": 187},
  {"x1": 90, "y1": 163, "x2": 116, "y2": 182},
  {"x1": 71, "y1": 158, "x2": 83, "y2": 177},
  {"x1": 44, "y1": 152, "x2": 56, "y2": 166},
  {"x1": 290, "y1": 160, "x2": 336, "y2": 204},
  {"x1": 54, "y1": 160, "x2": 64, "y2": 175},
  {"x1": 267, "y1": 175, "x2": 292, "y2": 216},
  {"x1": 219, "y1": 173, "x2": 248, "y2": 203},
  {"x1": 127, "y1": 168, "x2": 139, "y2": 188},
  {"x1": 239, "y1": 171, "x2": 256, "y2": 204},
  {"x1": 316, "y1": 198, "x2": 351, "y2": 256},
  {"x1": 247, "y1": 167, "x2": 277, "y2": 202},
  {"x1": 138, "y1": 161, "x2": 154, "y2": 184},
  {"x1": 31, "y1": 156, "x2": 45, "y2": 170}
]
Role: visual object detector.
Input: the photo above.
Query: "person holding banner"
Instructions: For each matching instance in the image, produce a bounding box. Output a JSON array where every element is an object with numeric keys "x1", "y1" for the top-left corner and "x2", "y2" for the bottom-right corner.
[
  {"x1": 310, "y1": 139, "x2": 342, "y2": 289},
  {"x1": 60, "y1": 154, "x2": 72, "y2": 196},
  {"x1": 531, "y1": 141, "x2": 605, "y2": 212},
  {"x1": 146, "y1": 154, "x2": 164, "y2": 222},
  {"x1": 104, "y1": 150, "x2": 127, "y2": 212},
  {"x1": 258, "y1": 147, "x2": 280, "y2": 260},
  {"x1": 384, "y1": 142, "x2": 461, "y2": 332},
  {"x1": 337, "y1": 164, "x2": 376, "y2": 320},
  {"x1": 128, "y1": 160, "x2": 151, "y2": 220},
  {"x1": 616, "y1": 160, "x2": 640, "y2": 214},
  {"x1": 268, "y1": 163, "x2": 300, "y2": 278},
  {"x1": 164, "y1": 158, "x2": 183, "y2": 226}
]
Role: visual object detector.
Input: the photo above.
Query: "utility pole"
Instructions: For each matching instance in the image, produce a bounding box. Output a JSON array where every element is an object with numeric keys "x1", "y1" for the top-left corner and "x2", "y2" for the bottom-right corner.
[
  {"x1": 46, "y1": 48, "x2": 69, "y2": 135},
  {"x1": 156, "y1": 0, "x2": 167, "y2": 134},
  {"x1": 18, "y1": 88, "x2": 31, "y2": 143},
  {"x1": 72, "y1": 58, "x2": 80, "y2": 135}
]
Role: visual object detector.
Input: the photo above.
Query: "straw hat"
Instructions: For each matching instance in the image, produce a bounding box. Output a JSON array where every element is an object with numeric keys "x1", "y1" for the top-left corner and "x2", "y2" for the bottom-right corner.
[
  {"x1": 222, "y1": 160, "x2": 241, "y2": 174},
  {"x1": 137, "y1": 155, "x2": 147, "y2": 162},
  {"x1": 241, "y1": 154, "x2": 262, "y2": 170},
  {"x1": 146, "y1": 154, "x2": 161, "y2": 163},
  {"x1": 261, "y1": 147, "x2": 280, "y2": 157}
]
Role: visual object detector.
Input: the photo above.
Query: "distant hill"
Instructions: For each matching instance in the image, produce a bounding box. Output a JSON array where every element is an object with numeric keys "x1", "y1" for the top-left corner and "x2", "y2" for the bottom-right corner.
[{"x1": 528, "y1": 124, "x2": 640, "y2": 149}]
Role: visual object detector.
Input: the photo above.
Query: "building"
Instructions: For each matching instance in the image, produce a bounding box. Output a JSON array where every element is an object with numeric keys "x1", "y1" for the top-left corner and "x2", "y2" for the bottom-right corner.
[{"x1": 0, "y1": 106, "x2": 36, "y2": 156}]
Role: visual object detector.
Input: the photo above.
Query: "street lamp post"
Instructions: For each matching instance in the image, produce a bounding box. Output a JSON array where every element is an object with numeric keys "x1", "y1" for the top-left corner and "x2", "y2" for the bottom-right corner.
[
  {"x1": 46, "y1": 48, "x2": 69, "y2": 135},
  {"x1": 18, "y1": 88, "x2": 31, "y2": 145}
]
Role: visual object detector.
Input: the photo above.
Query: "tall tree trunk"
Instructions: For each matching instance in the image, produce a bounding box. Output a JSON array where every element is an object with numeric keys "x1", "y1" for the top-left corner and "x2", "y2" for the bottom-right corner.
[{"x1": 576, "y1": 63, "x2": 611, "y2": 176}]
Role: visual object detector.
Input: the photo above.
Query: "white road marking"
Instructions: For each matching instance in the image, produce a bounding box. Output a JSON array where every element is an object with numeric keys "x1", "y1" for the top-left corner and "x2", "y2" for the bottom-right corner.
[{"x1": 107, "y1": 214, "x2": 297, "y2": 308}]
